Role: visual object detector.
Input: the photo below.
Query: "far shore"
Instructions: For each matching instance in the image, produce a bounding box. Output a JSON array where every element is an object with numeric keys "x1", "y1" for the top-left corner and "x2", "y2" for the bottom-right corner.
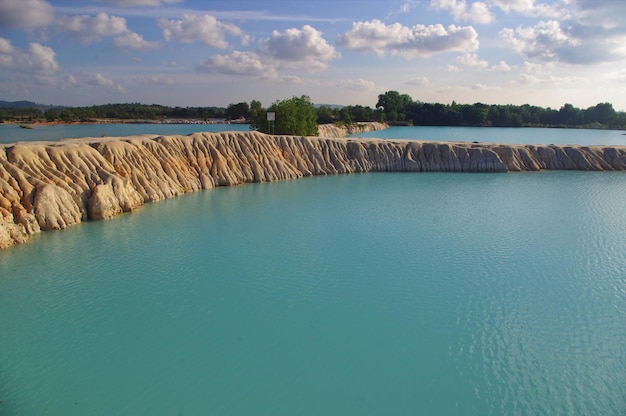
[
  {"x1": 1, "y1": 118, "x2": 248, "y2": 127},
  {"x1": 2, "y1": 119, "x2": 625, "y2": 132}
]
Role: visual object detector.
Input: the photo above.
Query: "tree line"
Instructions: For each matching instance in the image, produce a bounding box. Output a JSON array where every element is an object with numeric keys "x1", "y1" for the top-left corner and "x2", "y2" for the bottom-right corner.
[
  {"x1": 1, "y1": 93, "x2": 625, "y2": 131},
  {"x1": 0, "y1": 103, "x2": 226, "y2": 123},
  {"x1": 373, "y1": 91, "x2": 626, "y2": 129}
]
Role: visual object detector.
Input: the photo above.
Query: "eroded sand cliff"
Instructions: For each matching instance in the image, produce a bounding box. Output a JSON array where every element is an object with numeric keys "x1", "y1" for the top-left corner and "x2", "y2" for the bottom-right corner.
[
  {"x1": 317, "y1": 122, "x2": 388, "y2": 137},
  {"x1": 1, "y1": 131, "x2": 624, "y2": 248}
]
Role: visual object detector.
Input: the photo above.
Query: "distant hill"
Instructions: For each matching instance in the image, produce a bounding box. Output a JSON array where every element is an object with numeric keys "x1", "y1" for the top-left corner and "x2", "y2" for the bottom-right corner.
[
  {"x1": 315, "y1": 103, "x2": 344, "y2": 109},
  {"x1": 0, "y1": 100, "x2": 53, "y2": 110}
]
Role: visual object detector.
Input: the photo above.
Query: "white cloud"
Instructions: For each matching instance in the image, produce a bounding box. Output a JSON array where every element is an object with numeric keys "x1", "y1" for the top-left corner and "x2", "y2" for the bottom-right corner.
[
  {"x1": 197, "y1": 24, "x2": 338, "y2": 80},
  {"x1": 140, "y1": 75, "x2": 175, "y2": 85},
  {"x1": 387, "y1": 0, "x2": 421, "y2": 18},
  {"x1": 456, "y1": 53, "x2": 488, "y2": 68},
  {"x1": 56, "y1": 12, "x2": 160, "y2": 51},
  {"x1": 0, "y1": 38, "x2": 15, "y2": 54},
  {"x1": 488, "y1": 0, "x2": 563, "y2": 18},
  {"x1": 447, "y1": 64, "x2": 461, "y2": 72},
  {"x1": 259, "y1": 25, "x2": 339, "y2": 71},
  {"x1": 197, "y1": 51, "x2": 277, "y2": 79},
  {"x1": 431, "y1": 0, "x2": 494, "y2": 24},
  {"x1": 489, "y1": 60, "x2": 511, "y2": 71},
  {"x1": 338, "y1": 78, "x2": 378, "y2": 90},
  {"x1": 27, "y1": 42, "x2": 59, "y2": 73},
  {"x1": 114, "y1": 32, "x2": 161, "y2": 50},
  {"x1": 406, "y1": 76, "x2": 431, "y2": 85},
  {"x1": 158, "y1": 14, "x2": 248, "y2": 48},
  {"x1": 568, "y1": 0, "x2": 625, "y2": 29},
  {"x1": 86, "y1": 72, "x2": 126, "y2": 93},
  {"x1": 0, "y1": 0, "x2": 55, "y2": 29},
  {"x1": 61, "y1": 74, "x2": 79, "y2": 89},
  {"x1": 337, "y1": 20, "x2": 479, "y2": 58},
  {"x1": 0, "y1": 38, "x2": 59, "y2": 74},
  {"x1": 516, "y1": 71, "x2": 591, "y2": 87},
  {"x1": 280, "y1": 75, "x2": 305, "y2": 84},
  {"x1": 58, "y1": 12, "x2": 128, "y2": 44},
  {"x1": 499, "y1": 19, "x2": 625, "y2": 64},
  {"x1": 96, "y1": 0, "x2": 182, "y2": 6}
]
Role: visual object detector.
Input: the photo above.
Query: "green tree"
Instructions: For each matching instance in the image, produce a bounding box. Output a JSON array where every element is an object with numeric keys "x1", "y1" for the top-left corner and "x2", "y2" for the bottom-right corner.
[
  {"x1": 376, "y1": 90, "x2": 413, "y2": 122},
  {"x1": 316, "y1": 105, "x2": 334, "y2": 124},
  {"x1": 252, "y1": 95, "x2": 318, "y2": 136},
  {"x1": 249, "y1": 100, "x2": 263, "y2": 120},
  {"x1": 339, "y1": 107, "x2": 352, "y2": 124},
  {"x1": 225, "y1": 102, "x2": 250, "y2": 120}
]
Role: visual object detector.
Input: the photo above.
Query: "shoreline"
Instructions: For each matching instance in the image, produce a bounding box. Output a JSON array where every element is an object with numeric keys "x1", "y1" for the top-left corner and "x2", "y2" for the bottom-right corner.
[
  {"x1": 2, "y1": 119, "x2": 625, "y2": 132},
  {"x1": 2, "y1": 118, "x2": 247, "y2": 127},
  {"x1": 1, "y1": 131, "x2": 624, "y2": 249}
]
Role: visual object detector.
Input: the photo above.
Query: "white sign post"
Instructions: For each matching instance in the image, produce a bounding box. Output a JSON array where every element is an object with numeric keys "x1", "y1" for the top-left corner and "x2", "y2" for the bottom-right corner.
[{"x1": 267, "y1": 112, "x2": 275, "y2": 135}]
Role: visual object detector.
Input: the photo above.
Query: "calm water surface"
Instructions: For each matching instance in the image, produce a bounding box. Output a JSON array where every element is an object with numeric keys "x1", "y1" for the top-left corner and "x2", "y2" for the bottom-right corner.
[
  {"x1": 2, "y1": 123, "x2": 625, "y2": 146},
  {"x1": 1, "y1": 172, "x2": 625, "y2": 415},
  {"x1": 348, "y1": 125, "x2": 626, "y2": 146},
  {"x1": 0, "y1": 123, "x2": 251, "y2": 144}
]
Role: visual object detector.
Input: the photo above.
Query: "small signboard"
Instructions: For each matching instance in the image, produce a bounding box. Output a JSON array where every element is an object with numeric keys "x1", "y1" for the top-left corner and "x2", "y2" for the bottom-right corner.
[{"x1": 267, "y1": 112, "x2": 276, "y2": 121}]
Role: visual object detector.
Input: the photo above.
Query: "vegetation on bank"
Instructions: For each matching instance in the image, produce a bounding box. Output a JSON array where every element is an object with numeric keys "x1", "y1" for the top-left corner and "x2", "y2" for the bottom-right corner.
[
  {"x1": 372, "y1": 91, "x2": 626, "y2": 129},
  {"x1": 1, "y1": 92, "x2": 625, "y2": 132},
  {"x1": 0, "y1": 103, "x2": 226, "y2": 124}
]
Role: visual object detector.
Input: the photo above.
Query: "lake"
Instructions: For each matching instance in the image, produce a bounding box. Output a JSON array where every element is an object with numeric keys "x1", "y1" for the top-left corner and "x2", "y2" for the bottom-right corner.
[
  {"x1": 1, "y1": 171, "x2": 624, "y2": 415},
  {"x1": 347, "y1": 125, "x2": 626, "y2": 146},
  {"x1": 1, "y1": 123, "x2": 625, "y2": 146},
  {"x1": 0, "y1": 122, "x2": 252, "y2": 145}
]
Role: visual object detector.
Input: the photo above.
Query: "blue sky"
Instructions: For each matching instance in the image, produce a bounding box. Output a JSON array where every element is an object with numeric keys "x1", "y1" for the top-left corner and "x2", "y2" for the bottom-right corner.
[{"x1": 0, "y1": 0, "x2": 624, "y2": 110}]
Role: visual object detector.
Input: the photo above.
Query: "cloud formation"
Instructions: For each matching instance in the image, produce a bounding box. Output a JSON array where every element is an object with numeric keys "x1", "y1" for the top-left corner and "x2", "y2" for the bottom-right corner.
[
  {"x1": 338, "y1": 78, "x2": 378, "y2": 91},
  {"x1": 500, "y1": 19, "x2": 626, "y2": 64},
  {"x1": 58, "y1": 12, "x2": 128, "y2": 44},
  {"x1": 158, "y1": 14, "x2": 249, "y2": 48},
  {"x1": 0, "y1": 0, "x2": 55, "y2": 29},
  {"x1": 488, "y1": 0, "x2": 562, "y2": 18},
  {"x1": 431, "y1": 0, "x2": 494, "y2": 24},
  {"x1": 456, "y1": 53, "x2": 488, "y2": 68},
  {"x1": 113, "y1": 32, "x2": 161, "y2": 50},
  {"x1": 198, "y1": 24, "x2": 338, "y2": 78},
  {"x1": 96, "y1": 0, "x2": 182, "y2": 6},
  {"x1": 337, "y1": 20, "x2": 479, "y2": 58},
  {"x1": 85, "y1": 72, "x2": 126, "y2": 93},
  {"x1": 197, "y1": 51, "x2": 277, "y2": 78},
  {"x1": 259, "y1": 25, "x2": 339, "y2": 70},
  {"x1": 0, "y1": 38, "x2": 59, "y2": 74}
]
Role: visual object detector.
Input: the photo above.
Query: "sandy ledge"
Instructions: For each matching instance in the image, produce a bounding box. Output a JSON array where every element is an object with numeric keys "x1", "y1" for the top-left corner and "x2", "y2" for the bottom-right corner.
[{"x1": 1, "y1": 131, "x2": 624, "y2": 249}]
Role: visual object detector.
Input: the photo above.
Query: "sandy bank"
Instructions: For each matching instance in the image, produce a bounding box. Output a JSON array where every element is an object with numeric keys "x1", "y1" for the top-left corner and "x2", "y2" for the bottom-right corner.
[
  {"x1": 317, "y1": 122, "x2": 388, "y2": 137},
  {"x1": 1, "y1": 131, "x2": 624, "y2": 249}
]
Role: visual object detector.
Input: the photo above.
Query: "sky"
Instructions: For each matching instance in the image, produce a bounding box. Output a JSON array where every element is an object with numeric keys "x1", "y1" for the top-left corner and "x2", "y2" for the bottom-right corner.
[{"x1": 0, "y1": 0, "x2": 625, "y2": 110}]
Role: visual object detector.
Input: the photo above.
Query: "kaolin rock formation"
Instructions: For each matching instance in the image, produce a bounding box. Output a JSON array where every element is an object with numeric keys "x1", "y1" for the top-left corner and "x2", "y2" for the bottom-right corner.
[
  {"x1": 317, "y1": 122, "x2": 387, "y2": 138},
  {"x1": 1, "y1": 131, "x2": 624, "y2": 249}
]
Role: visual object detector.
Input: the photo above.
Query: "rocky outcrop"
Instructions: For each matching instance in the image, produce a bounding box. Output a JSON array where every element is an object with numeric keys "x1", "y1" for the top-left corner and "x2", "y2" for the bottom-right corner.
[
  {"x1": 317, "y1": 122, "x2": 388, "y2": 138},
  {"x1": 1, "y1": 131, "x2": 624, "y2": 249}
]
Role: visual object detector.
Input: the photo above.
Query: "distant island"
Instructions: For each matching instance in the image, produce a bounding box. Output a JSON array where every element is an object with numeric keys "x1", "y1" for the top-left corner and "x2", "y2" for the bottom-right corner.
[{"x1": 1, "y1": 91, "x2": 625, "y2": 131}]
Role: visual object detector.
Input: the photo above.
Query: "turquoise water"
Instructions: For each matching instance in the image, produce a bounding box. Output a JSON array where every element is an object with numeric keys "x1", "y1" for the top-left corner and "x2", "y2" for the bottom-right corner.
[
  {"x1": 348, "y1": 126, "x2": 626, "y2": 146},
  {"x1": 0, "y1": 123, "x2": 251, "y2": 145},
  {"x1": 2, "y1": 123, "x2": 625, "y2": 146},
  {"x1": 1, "y1": 172, "x2": 625, "y2": 415}
]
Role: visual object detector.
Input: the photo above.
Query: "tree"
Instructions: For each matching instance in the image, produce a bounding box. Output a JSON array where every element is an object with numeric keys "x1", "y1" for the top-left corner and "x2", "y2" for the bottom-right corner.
[
  {"x1": 316, "y1": 105, "x2": 334, "y2": 124},
  {"x1": 339, "y1": 107, "x2": 352, "y2": 124},
  {"x1": 251, "y1": 95, "x2": 318, "y2": 136},
  {"x1": 225, "y1": 102, "x2": 250, "y2": 120},
  {"x1": 557, "y1": 103, "x2": 582, "y2": 126},
  {"x1": 376, "y1": 90, "x2": 413, "y2": 122}
]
